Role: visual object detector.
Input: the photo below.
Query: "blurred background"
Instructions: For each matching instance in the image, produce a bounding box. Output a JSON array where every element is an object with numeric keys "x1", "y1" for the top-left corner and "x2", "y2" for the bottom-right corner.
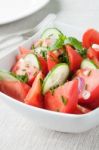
[{"x1": 0, "y1": 0, "x2": 99, "y2": 37}]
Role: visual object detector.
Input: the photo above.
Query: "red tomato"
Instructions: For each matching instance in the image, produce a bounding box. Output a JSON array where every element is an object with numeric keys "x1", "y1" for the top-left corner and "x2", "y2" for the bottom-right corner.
[
  {"x1": 24, "y1": 72, "x2": 44, "y2": 108},
  {"x1": 19, "y1": 47, "x2": 31, "y2": 55},
  {"x1": 44, "y1": 80, "x2": 78, "y2": 113},
  {"x1": 73, "y1": 105, "x2": 91, "y2": 114},
  {"x1": 76, "y1": 69, "x2": 99, "y2": 109},
  {"x1": 0, "y1": 80, "x2": 30, "y2": 102},
  {"x1": 12, "y1": 58, "x2": 39, "y2": 86},
  {"x1": 16, "y1": 47, "x2": 32, "y2": 61},
  {"x1": 65, "y1": 45, "x2": 83, "y2": 72},
  {"x1": 87, "y1": 47, "x2": 98, "y2": 59},
  {"x1": 47, "y1": 51, "x2": 59, "y2": 71},
  {"x1": 87, "y1": 47, "x2": 99, "y2": 67},
  {"x1": 82, "y1": 29, "x2": 99, "y2": 48},
  {"x1": 94, "y1": 48, "x2": 99, "y2": 59},
  {"x1": 16, "y1": 54, "x2": 26, "y2": 61},
  {"x1": 38, "y1": 56, "x2": 48, "y2": 75}
]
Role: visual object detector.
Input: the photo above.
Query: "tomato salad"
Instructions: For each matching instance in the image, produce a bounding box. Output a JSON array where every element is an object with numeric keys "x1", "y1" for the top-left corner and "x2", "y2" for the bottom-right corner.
[{"x1": 0, "y1": 28, "x2": 99, "y2": 114}]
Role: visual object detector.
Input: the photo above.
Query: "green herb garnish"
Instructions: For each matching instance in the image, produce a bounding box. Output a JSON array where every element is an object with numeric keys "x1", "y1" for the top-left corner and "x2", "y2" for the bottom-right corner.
[
  {"x1": 50, "y1": 84, "x2": 59, "y2": 95},
  {"x1": 48, "y1": 34, "x2": 66, "y2": 50},
  {"x1": 11, "y1": 73, "x2": 28, "y2": 83},
  {"x1": 65, "y1": 37, "x2": 87, "y2": 57},
  {"x1": 88, "y1": 70, "x2": 92, "y2": 76},
  {"x1": 58, "y1": 52, "x2": 69, "y2": 64},
  {"x1": 61, "y1": 96, "x2": 68, "y2": 105},
  {"x1": 40, "y1": 78, "x2": 43, "y2": 85},
  {"x1": 56, "y1": 108, "x2": 60, "y2": 112}
]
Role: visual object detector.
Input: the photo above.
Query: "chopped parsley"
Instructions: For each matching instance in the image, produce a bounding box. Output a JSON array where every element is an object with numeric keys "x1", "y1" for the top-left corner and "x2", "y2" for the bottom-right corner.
[
  {"x1": 58, "y1": 52, "x2": 69, "y2": 64},
  {"x1": 50, "y1": 84, "x2": 59, "y2": 95},
  {"x1": 56, "y1": 108, "x2": 60, "y2": 112},
  {"x1": 40, "y1": 78, "x2": 43, "y2": 85},
  {"x1": 61, "y1": 96, "x2": 68, "y2": 105},
  {"x1": 88, "y1": 70, "x2": 92, "y2": 76},
  {"x1": 11, "y1": 73, "x2": 28, "y2": 83}
]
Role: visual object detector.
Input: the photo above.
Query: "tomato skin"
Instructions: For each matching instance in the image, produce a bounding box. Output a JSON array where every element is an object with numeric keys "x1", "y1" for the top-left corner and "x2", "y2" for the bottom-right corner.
[
  {"x1": 16, "y1": 47, "x2": 32, "y2": 61},
  {"x1": 0, "y1": 81, "x2": 30, "y2": 102},
  {"x1": 76, "y1": 69, "x2": 99, "y2": 109},
  {"x1": 27, "y1": 76, "x2": 35, "y2": 86},
  {"x1": 38, "y1": 56, "x2": 48, "y2": 75},
  {"x1": 87, "y1": 47, "x2": 99, "y2": 67},
  {"x1": 24, "y1": 72, "x2": 44, "y2": 108},
  {"x1": 73, "y1": 105, "x2": 91, "y2": 114},
  {"x1": 19, "y1": 47, "x2": 31, "y2": 55},
  {"x1": 47, "y1": 51, "x2": 59, "y2": 71},
  {"x1": 82, "y1": 29, "x2": 99, "y2": 48},
  {"x1": 12, "y1": 56, "x2": 39, "y2": 86},
  {"x1": 16, "y1": 54, "x2": 26, "y2": 61},
  {"x1": 44, "y1": 80, "x2": 78, "y2": 113},
  {"x1": 65, "y1": 45, "x2": 83, "y2": 72},
  {"x1": 87, "y1": 47, "x2": 98, "y2": 59}
]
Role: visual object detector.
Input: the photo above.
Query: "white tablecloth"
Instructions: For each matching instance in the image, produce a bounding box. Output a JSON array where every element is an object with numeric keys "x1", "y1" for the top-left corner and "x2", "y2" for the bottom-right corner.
[{"x1": 0, "y1": 0, "x2": 99, "y2": 149}]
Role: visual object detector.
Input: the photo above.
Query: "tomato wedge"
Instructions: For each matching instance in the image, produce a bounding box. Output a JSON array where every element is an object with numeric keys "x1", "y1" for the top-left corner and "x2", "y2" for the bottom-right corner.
[
  {"x1": 82, "y1": 29, "x2": 99, "y2": 48},
  {"x1": 19, "y1": 47, "x2": 31, "y2": 54},
  {"x1": 73, "y1": 105, "x2": 91, "y2": 114},
  {"x1": 87, "y1": 47, "x2": 99, "y2": 67},
  {"x1": 16, "y1": 47, "x2": 32, "y2": 61},
  {"x1": 44, "y1": 80, "x2": 78, "y2": 113},
  {"x1": 38, "y1": 56, "x2": 48, "y2": 75},
  {"x1": 76, "y1": 69, "x2": 99, "y2": 109},
  {"x1": 65, "y1": 45, "x2": 83, "y2": 72},
  {"x1": 47, "y1": 51, "x2": 59, "y2": 71},
  {"x1": 24, "y1": 72, "x2": 44, "y2": 108},
  {"x1": 12, "y1": 56, "x2": 39, "y2": 86},
  {"x1": 87, "y1": 47, "x2": 98, "y2": 59},
  {"x1": 0, "y1": 80, "x2": 30, "y2": 102}
]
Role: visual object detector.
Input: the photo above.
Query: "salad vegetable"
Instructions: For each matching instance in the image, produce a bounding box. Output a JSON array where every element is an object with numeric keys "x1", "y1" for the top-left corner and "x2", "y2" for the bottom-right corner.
[{"x1": 0, "y1": 27, "x2": 99, "y2": 114}]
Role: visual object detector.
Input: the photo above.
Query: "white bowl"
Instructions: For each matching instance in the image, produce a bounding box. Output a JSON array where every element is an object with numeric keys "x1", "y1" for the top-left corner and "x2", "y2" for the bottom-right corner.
[{"x1": 0, "y1": 14, "x2": 99, "y2": 133}]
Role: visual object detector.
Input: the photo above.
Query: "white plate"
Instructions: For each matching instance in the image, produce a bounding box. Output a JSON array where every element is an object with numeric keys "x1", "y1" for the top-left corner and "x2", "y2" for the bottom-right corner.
[
  {"x1": 0, "y1": 0, "x2": 49, "y2": 25},
  {"x1": 0, "y1": 14, "x2": 99, "y2": 133}
]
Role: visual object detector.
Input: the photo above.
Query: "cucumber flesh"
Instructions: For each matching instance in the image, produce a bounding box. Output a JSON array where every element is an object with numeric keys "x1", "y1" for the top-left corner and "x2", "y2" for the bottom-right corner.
[
  {"x1": 81, "y1": 59, "x2": 97, "y2": 69},
  {"x1": 41, "y1": 28, "x2": 62, "y2": 40},
  {"x1": 43, "y1": 63, "x2": 69, "y2": 94},
  {"x1": 24, "y1": 53, "x2": 40, "y2": 69},
  {"x1": 0, "y1": 70, "x2": 18, "y2": 81},
  {"x1": 34, "y1": 47, "x2": 47, "y2": 55}
]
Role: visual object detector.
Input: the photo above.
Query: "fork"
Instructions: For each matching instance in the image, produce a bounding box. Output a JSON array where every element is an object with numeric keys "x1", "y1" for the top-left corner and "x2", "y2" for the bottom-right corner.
[{"x1": 0, "y1": 14, "x2": 56, "y2": 51}]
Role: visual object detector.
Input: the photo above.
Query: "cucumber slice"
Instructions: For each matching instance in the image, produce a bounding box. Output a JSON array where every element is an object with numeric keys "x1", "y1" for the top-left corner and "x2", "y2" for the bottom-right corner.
[
  {"x1": 24, "y1": 53, "x2": 40, "y2": 69},
  {"x1": 41, "y1": 28, "x2": 62, "y2": 40},
  {"x1": 81, "y1": 59, "x2": 97, "y2": 69},
  {"x1": 42, "y1": 63, "x2": 69, "y2": 94},
  {"x1": 0, "y1": 70, "x2": 18, "y2": 81}
]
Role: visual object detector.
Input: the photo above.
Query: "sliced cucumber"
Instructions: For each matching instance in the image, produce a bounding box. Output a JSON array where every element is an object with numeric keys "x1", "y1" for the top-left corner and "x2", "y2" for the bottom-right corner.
[
  {"x1": 81, "y1": 59, "x2": 97, "y2": 69},
  {"x1": 42, "y1": 63, "x2": 69, "y2": 94},
  {"x1": 41, "y1": 28, "x2": 62, "y2": 40},
  {"x1": 24, "y1": 53, "x2": 40, "y2": 69},
  {"x1": 0, "y1": 70, "x2": 18, "y2": 81}
]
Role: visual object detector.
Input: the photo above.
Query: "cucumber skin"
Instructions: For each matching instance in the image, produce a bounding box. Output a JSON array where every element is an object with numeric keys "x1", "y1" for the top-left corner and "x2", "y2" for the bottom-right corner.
[
  {"x1": 41, "y1": 28, "x2": 63, "y2": 39},
  {"x1": 24, "y1": 53, "x2": 41, "y2": 69},
  {"x1": 81, "y1": 59, "x2": 97, "y2": 69},
  {"x1": 0, "y1": 70, "x2": 18, "y2": 81},
  {"x1": 42, "y1": 63, "x2": 69, "y2": 94}
]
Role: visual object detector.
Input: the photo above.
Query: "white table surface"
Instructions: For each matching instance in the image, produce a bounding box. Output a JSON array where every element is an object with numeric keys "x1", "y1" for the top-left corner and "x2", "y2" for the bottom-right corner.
[{"x1": 0, "y1": 0, "x2": 99, "y2": 149}]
